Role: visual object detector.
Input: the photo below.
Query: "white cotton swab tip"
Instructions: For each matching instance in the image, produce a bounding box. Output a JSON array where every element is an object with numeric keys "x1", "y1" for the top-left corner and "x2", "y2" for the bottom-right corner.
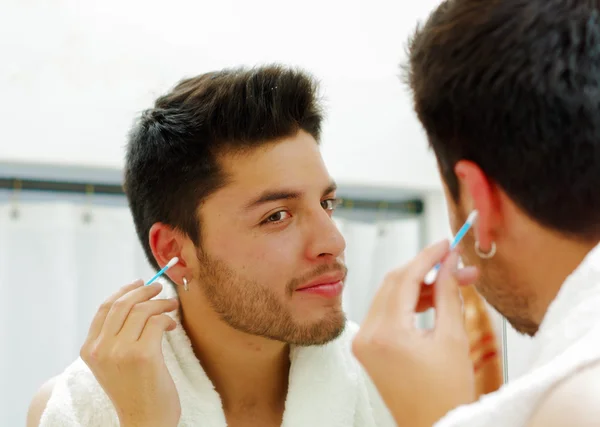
[{"x1": 145, "y1": 256, "x2": 179, "y2": 286}]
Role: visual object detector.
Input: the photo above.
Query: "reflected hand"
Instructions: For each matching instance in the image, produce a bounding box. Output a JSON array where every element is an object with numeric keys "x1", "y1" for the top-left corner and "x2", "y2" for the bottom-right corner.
[
  {"x1": 415, "y1": 256, "x2": 478, "y2": 312},
  {"x1": 80, "y1": 281, "x2": 181, "y2": 427}
]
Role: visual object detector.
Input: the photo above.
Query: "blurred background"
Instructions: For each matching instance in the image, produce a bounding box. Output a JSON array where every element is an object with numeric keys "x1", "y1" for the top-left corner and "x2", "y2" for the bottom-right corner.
[{"x1": 0, "y1": 0, "x2": 534, "y2": 424}]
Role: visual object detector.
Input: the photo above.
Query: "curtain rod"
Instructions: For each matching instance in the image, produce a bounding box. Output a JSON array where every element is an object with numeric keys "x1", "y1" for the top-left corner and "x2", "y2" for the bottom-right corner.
[{"x1": 0, "y1": 177, "x2": 423, "y2": 214}]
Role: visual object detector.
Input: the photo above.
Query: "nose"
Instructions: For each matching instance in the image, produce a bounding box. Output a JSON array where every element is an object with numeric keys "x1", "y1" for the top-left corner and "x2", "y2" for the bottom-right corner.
[{"x1": 304, "y1": 209, "x2": 346, "y2": 261}]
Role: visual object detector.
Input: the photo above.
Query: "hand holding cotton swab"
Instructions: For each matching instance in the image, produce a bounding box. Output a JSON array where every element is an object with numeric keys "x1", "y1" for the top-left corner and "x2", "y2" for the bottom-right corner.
[
  {"x1": 424, "y1": 210, "x2": 478, "y2": 285},
  {"x1": 145, "y1": 257, "x2": 179, "y2": 286}
]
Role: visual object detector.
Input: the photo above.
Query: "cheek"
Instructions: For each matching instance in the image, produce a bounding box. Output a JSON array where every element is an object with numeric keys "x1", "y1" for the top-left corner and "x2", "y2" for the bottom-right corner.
[
  {"x1": 207, "y1": 229, "x2": 301, "y2": 292},
  {"x1": 241, "y1": 234, "x2": 298, "y2": 264},
  {"x1": 253, "y1": 238, "x2": 307, "y2": 298},
  {"x1": 250, "y1": 238, "x2": 299, "y2": 281}
]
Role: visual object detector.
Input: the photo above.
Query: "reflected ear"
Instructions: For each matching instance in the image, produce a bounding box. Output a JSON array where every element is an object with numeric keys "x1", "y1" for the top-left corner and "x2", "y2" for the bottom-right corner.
[{"x1": 454, "y1": 161, "x2": 500, "y2": 250}]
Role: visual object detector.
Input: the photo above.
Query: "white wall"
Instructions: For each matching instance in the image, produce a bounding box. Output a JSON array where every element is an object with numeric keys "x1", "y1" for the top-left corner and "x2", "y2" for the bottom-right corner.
[{"x1": 1, "y1": 0, "x2": 442, "y2": 191}]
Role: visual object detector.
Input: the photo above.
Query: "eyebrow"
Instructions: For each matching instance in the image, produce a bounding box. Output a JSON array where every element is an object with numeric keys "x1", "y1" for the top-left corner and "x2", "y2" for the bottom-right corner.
[{"x1": 243, "y1": 181, "x2": 337, "y2": 212}]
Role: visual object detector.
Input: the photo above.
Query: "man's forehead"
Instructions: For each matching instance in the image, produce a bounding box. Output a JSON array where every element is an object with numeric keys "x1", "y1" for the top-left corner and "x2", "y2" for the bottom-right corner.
[
  {"x1": 214, "y1": 135, "x2": 331, "y2": 201},
  {"x1": 217, "y1": 169, "x2": 335, "y2": 204}
]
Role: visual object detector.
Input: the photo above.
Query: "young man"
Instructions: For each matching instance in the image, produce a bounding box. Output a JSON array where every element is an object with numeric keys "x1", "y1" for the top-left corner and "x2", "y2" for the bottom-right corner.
[
  {"x1": 27, "y1": 65, "x2": 395, "y2": 427},
  {"x1": 352, "y1": 1, "x2": 600, "y2": 426}
]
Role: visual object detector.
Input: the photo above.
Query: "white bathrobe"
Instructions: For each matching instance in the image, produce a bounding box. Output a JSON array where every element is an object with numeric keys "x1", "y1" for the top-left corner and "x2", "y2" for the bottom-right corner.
[
  {"x1": 39, "y1": 283, "x2": 395, "y2": 427},
  {"x1": 435, "y1": 242, "x2": 600, "y2": 427}
]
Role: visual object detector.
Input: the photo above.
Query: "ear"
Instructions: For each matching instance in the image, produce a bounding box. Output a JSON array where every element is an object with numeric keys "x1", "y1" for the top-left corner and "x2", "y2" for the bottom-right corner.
[
  {"x1": 454, "y1": 160, "x2": 501, "y2": 251},
  {"x1": 148, "y1": 223, "x2": 196, "y2": 285}
]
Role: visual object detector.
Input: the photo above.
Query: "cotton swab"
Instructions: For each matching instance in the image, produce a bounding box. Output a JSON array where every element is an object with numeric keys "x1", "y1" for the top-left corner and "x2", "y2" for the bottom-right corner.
[
  {"x1": 145, "y1": 257, "x2": 179, "y2": 286},
  {"x1": 424, "y1": 210, "x2": 478, "y2": 285}
]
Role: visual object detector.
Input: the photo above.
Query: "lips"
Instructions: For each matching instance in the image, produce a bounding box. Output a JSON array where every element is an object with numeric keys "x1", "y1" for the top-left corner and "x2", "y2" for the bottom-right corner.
[
  {"x1": 295, "y1": 272, "x2": 345, "y2": 297},
  {"x1": 297, "y1": 272, "x2": 345, "y2": 290}
]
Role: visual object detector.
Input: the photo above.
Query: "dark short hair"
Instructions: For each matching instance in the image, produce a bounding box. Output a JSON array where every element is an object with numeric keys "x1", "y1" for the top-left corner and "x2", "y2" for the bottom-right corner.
[
  {"x1": 124, "y1": 65, "x2": 323, "y2": 270},
  {"x1": 405, "y1": 0, "x2": 600, "y2": 240}
]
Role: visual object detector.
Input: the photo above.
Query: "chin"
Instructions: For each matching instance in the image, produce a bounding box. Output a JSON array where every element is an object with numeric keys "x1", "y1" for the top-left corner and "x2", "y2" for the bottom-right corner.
[
  {"x1": 296, "y1": 299, "x2": 344, "y2": 319},
  {"x1": 505, "y1": 314, "x2": 539, "y2": 336},
  {"x1": 290, "y1": 309, "x2": 347, "y2": 346},
  {"x1": 297, "y1": 301, "x2": 345, "y2": 325}
]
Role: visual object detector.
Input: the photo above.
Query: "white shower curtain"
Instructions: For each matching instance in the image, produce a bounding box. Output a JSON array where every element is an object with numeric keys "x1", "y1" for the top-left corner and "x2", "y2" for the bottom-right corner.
[
  {"x1": 0, "y1": 199, "x2": 422, "y2": 426},
  {"x1": 336, "y1": 217, "x2": 422, "y2": 323},
  {"x1": 0, "y1": 201, "x2": 155, "y2": 426}
]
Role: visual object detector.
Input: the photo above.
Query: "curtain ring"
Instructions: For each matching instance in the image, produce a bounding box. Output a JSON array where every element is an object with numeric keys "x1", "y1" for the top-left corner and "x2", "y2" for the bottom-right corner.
[
  {"x1": 82, "y1": 184, "x2": 94, "y2": 223},
  {"x1": 10, "y1": 179, "x2": 22, "y2": 219},
  {"x1": 376, "y1": 201, "x2": 389, "y2": 237}
]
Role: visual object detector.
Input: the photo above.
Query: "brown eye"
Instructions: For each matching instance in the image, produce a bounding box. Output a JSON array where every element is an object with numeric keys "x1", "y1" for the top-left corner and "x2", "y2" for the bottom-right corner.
[
  {"x1": 266, "y1": 211, "x2": 291, "y2": 223},
  {"x1": 321, "y1": 198, "x2": 341, "y2": 211}
]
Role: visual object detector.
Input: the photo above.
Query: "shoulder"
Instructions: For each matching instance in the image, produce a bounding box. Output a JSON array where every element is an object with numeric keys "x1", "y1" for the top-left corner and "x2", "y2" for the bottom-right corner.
[
  {"x1": 27, "y1": 376, "x2": 58, "y2": 427},
  {"x1": 341, "y1": 321, "x2": 397, "y2": 426},
  {"x1": 27, "y1": 358, "x2": 116, "y2": 426},
  {"x1": 527, "y1": 360, "x2": 600, "y2": 427}
]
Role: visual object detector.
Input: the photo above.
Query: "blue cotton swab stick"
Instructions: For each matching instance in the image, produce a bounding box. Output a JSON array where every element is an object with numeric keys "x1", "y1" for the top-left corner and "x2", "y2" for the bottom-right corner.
[
  {"x1": 424, "y1": 210, "x2": 478, "y2": 285},
  {"x1": 145, "y1": 257, "x2": 179, "y2": 286}
]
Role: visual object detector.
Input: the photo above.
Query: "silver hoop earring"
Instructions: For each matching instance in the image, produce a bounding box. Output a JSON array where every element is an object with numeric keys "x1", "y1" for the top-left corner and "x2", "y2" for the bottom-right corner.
[
  {"x1": 182, "y1": 277, "x2": 189, "y2": 292},
  {"x1": 475, "y1": 241, "x2": 496, "y2": 259}
]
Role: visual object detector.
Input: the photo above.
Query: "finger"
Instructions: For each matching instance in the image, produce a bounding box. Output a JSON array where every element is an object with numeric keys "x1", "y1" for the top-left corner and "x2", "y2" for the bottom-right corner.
[
  {"x1": 455, "y1": 266, "x2": 479, "y2": 286},
  {"x1": 383, "y1": 240, "x2": 450, "y2": 305},
  {"x1": 407, "y1": 240, "x2": 451, "y2": 283},
  {"x1": 434, "y1": 251, "x2": 464, "y2": 333},
  {"x1": 85, "y1": 280, "x2": 144, "y2": 342},
  {"x1": 414, "y1": 267, "x2": 476, "y2": 312},
  {"x1": 138, "y1": 314, "x2": 177, "y2": 348},
  {"x1": 388, "y1": 240, "x2": 451, "y2": 328},
  {"x1": 102, "y1": 282, "x2": 164, "y2": 337},
  {"x1": 363, "y1": 240, "x2": 449, "y2": 329},
  {"x1": 118, "y1": 298, "x2": 179, "y2": 341}
]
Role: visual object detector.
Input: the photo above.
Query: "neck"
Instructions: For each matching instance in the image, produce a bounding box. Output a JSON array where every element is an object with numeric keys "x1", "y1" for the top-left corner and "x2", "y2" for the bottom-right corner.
[
  {"x1": 179, "y1": 294, "x2": 290, "y2": 414},
  {"x1": 513, "y1": 230, "x2": 598, "y2": 327}
]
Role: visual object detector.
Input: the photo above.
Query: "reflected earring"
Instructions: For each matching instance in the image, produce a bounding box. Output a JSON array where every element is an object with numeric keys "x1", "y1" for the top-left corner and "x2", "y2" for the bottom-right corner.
[
  {"x1": 182, "y1": 277, "x2": 189, "y2": 291},
  {"x1": 475, "y1": 241, "x2": 496, "y2": 259}
]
